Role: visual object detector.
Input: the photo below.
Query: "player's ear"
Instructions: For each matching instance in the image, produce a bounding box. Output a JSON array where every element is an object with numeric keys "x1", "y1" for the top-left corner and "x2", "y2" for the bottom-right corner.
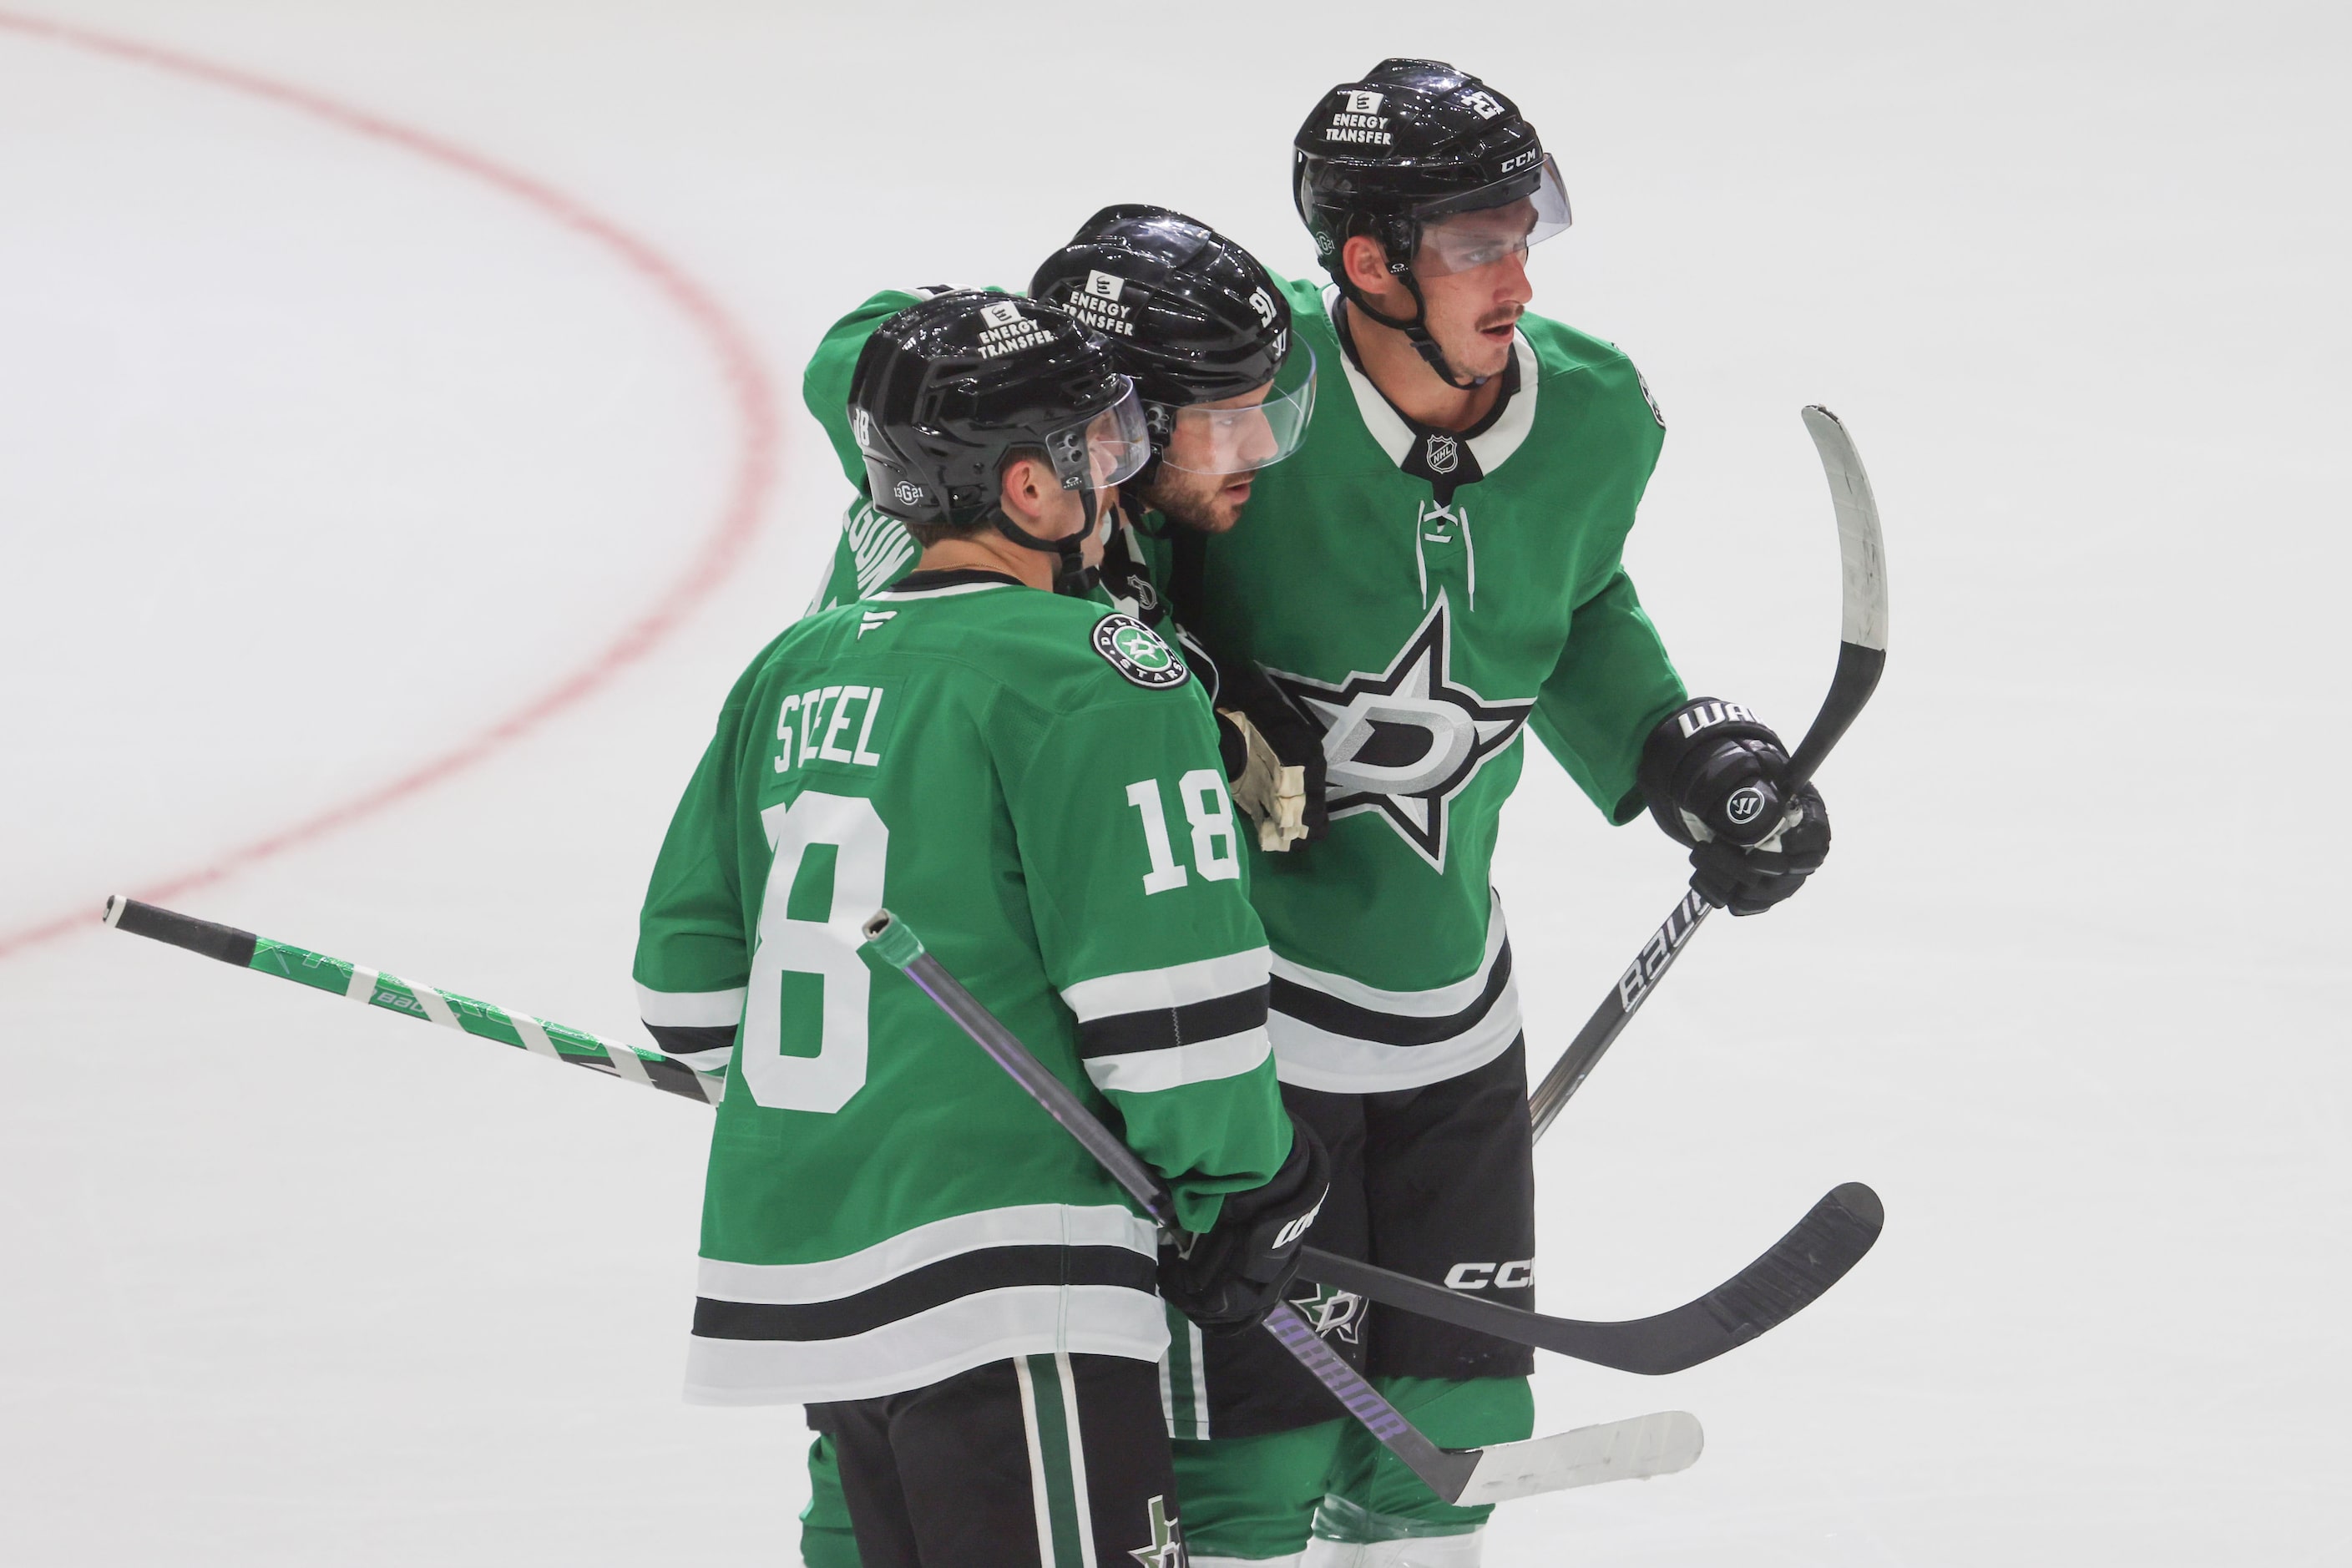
[
  {"x1": 1341, "y1": 235, "x2": 1394, "y2": 296},
  {"x1": 997, "y1": 451, "x2": 1053, "y2": 527}
]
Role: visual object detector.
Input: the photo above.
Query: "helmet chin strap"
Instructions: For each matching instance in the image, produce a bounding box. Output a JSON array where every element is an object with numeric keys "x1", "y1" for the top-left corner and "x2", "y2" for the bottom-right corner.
[
  {"x1": 989, "y1": 485, "x2": 1103, "y2": 596},
  {"x1": 1341, "y1": 271, "x2": 1489, "y2": 392}
]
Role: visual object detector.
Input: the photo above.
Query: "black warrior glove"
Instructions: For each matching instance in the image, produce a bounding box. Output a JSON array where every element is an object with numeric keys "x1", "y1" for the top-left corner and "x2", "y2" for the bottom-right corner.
[
  {"x1": 1159, "y1": 1115, "x2": 1330, "y2": 1336},
  {"x1": 1214, "y1": 662, "x2": 1330, "y2": 853},
  {"x1": 1637, "y1": 697, "x2": 1831, "y2": 916}
]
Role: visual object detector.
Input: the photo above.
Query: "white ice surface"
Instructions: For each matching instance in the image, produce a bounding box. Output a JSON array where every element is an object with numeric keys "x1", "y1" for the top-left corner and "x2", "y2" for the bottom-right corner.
[{"x1": 3, "y1": 3, "x2": 2346, "y2": 1563}]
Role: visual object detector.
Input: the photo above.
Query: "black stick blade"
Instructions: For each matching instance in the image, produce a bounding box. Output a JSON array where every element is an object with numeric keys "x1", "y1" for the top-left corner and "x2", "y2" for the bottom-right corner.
[
  {"x1": 1591, "y1": 1182, "x2": 1883, "y2": 1375},
  {"x1": 104, "y1": 896, "x2": 258, "y2": 969},
  {"x1": 1295, "y1": 1182, "x2": 1883, "y2": 1375}
]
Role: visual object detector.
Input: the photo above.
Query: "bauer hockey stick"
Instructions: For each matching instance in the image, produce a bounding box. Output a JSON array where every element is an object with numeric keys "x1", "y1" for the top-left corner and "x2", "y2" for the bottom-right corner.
[
  {"x1": 101, "y1": 896, "x2": 725, "y2": 1105},
  {"x1": 1527, "y1": 405, "x2": 1889, "y2": 1140},
  {"x1": 857, "y1": 908, "x2": 1701, "y2": 1507},
  {"x1": 106, "y1": 893, "x2": 1879, "y2": 1374}
]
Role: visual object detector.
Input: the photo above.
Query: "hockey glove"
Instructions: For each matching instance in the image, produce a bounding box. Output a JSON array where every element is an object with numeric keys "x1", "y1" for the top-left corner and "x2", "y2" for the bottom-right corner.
[
  {"x1": 1159, "y1": 1115, "x2": 1330, "y2": 1337},
  {"x1": 1215, "y1": 664, "x2": 1329, "y2": 852},
  {"x1": 1637, "y1": 696, "x2": 1832, "y2": 915}
]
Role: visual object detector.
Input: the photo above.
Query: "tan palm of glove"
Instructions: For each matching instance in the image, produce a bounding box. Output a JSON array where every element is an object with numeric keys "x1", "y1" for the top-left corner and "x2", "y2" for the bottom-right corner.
[{"x1": 1218, "y1": 708, "x2": 1310, "y2": 852}]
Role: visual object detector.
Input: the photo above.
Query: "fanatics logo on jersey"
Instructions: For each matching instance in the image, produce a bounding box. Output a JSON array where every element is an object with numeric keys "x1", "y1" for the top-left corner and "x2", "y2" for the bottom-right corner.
[
  {"x1": 1091, "y1": 614, "x2": 1189, "y2": 690},
  {"x1": 1266, "y1": 596, "x2": 1533, "y2": 872},
  {"x1": 1425, "y1": 432, "x2": 1459, "y2": 474}
]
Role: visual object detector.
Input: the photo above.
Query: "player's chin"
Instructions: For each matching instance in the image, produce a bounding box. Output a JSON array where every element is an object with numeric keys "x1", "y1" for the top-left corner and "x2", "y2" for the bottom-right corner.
[
  {"x1": 1464, "y1": 324, "x2": 1517, "y2": 368},
  {"x1": 1207, "y1": 476, "x2": 1255, "y2": 532}
]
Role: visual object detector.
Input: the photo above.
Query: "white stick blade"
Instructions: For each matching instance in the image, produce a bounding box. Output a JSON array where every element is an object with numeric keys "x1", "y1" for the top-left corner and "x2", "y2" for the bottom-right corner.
[
  {"x1": 1454, "y1": 1409, "x2": 1703, "y2": 1505},
  {"x1": 1800, "y1": 405, "x2": 1889, "y2": 653}
]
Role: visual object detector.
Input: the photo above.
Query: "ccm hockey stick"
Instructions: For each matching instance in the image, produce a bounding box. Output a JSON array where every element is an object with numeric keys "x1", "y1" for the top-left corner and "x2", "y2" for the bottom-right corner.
[
  {"x1": 106, "y1": 892, "x2": 1877, "y2": 1375},
  {"x1": 1528, "y1": 405, "x2": 1889, "y2": 1140},
  {"x1": 102, "y1": 896, "x2": 724, "y2": 1105},
  {"x1": 858, "y1": 908, "x2": 1701, "y2": 1507}
]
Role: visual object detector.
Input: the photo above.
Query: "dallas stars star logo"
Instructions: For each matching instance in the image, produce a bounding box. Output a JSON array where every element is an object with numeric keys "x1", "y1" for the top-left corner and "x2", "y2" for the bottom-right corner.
[
  {"x1": 1267, "y1": 595, "x2": 1532, "y2": 873},
  {"x1": 1288, "y1": 1281, "x2": 1367, "y2": 1345},
  {"x1": 1129, "y1": 1495, "x2": 1185, "y2": 1568}
]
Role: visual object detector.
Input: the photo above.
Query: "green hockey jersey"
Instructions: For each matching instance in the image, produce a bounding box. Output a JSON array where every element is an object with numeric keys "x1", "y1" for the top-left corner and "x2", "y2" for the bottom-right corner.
[
  {"x1": 634, "y1": 569, "x2": 1291, "y2": 1405},
  {"x1": 1192, "y1": 279, "x2": 1688, "y2": 1095}
]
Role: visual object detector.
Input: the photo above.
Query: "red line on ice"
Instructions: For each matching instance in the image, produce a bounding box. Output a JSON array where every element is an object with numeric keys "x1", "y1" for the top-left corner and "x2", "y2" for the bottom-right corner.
[{"x1": 0, "y1": 11, "x2": 781, "y2": 962}]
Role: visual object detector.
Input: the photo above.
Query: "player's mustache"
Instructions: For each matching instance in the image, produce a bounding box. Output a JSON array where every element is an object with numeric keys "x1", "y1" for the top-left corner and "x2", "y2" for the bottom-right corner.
[{"x1": 1476, "y1": 306, "x2": 1525, "y2": 332}]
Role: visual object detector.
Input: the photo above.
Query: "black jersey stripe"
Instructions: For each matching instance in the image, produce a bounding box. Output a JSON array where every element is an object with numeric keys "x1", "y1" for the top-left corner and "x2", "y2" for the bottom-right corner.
[
  {"x1": 693, "y1": 1245, "x2": 1158, "y2": 1343},
  {"x1": 1268, "y1": 939, "x2": 1515, "y2": 1049},
  {"x1": 646, "y1": 1022, "x2": 735, "y2": 1060},
  {"x1": 1076, "y1": 989, "x2": 1267, "y2": 1060}
]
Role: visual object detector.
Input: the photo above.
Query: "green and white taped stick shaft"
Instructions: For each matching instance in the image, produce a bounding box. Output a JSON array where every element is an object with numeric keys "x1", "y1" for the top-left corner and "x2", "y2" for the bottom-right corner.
[{"x1": 103, "y1": 896, "x2": 724, "y2": 1105}]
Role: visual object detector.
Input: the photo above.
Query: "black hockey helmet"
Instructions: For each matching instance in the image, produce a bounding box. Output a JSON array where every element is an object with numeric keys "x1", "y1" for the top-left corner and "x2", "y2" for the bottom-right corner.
[
  {"x1": 1031, "y1": 205, "x2": 1316, "y2": 477},
  {"x1": 848, "y1": 291, "x2": 1149, "y2": 588},
  {"x1": 1293, "y1": 58, "x2": 1571, "y2": 387}
]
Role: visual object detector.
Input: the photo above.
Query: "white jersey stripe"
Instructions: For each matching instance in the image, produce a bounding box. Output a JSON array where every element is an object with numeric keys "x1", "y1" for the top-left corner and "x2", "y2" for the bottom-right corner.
[
  {"x1": 1268, "y1": 895, "x2": 1506, "y2": 1020},
  {"x1": 683, "y1": 1285, "x2": 1168, "y2": 1405},
  {"x1": 1057, "y1": 1350, "x2": 1100, "y2": 1568},
  {"x1": 872, "y1": 580, "x2": 1015, "y2": 601},
  {"x1": 1060, "y1": 948, "x2": 1272, "y2": 1023},
  {"x1": 695, "y1": 1203, "x2": 1156, "y2": 1306},
  {"x1": 1083, "y1": 1027, "x2": 1270, "y2": 1095},
  {"x1": 1270, "y1": 985, "x2": 1523, "y2": 1094},
  {"x1": 635, "y1": 984, "x2": 746, "y2": 1027},
  {"x1": 1016, "y1": 1357, "x2": 1058, "y2": 1568}
]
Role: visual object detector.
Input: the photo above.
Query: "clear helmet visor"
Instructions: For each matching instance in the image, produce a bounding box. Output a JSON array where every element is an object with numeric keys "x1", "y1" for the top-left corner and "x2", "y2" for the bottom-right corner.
[
  {"x1": 1412, "y1": 156, "x2": 1573, "y2": 278},
  {"x1": 1156, "y1": 343, "x2": 1319, "y2": 477},
  {"x1": 1043, "y1": 381, "x2": 1151, "y2": 493}
]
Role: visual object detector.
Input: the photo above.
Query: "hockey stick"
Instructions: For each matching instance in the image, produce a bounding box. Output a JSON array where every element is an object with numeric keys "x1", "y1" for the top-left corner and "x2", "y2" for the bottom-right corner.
[
  {"x1": 101, "y1": 896, "x2": 724, "y2": 1105},
  {"x1": 1527, "y1": 405, "x2": 1888, "y2": 1141},
  {"x1": 857, "y1": 908, "x2": 1700, "y2": 1506},
  {"x1": 107, "y1": 892, "x2": 1876, "y2": 1375}
]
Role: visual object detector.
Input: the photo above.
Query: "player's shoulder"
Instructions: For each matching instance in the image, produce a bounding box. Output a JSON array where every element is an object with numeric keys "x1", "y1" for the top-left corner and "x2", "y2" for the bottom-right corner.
[
  {"x1": 1270, "y1": 269, "x2": 1336, "y2": 332},
  {"x1": 1517, "y1": 310, "x2": 1636, "y2": 382},
  {"x1": 876, "y1": 577, "x2": 1201, "y2": 715},
  {"x1": 1517, "y1": 311, "x2": 1667, "y2": 432}
]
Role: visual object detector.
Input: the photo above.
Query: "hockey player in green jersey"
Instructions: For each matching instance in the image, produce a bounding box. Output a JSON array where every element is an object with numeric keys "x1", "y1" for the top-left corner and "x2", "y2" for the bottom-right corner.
[
  {"x1": 798, "y1": 210, "x2": 1330, "y2": 856},
  {"x1": 1160, "y1": 61, "x2": 1837, "y2": 1567},
  {"x1": 634, "y1": 291, "x2": 1329, "y2": 1568}
]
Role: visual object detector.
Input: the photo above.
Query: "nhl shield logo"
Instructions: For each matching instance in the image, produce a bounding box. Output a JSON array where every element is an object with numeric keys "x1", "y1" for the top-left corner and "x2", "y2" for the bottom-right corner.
[
  {"x1": 1091, "y1": 614, "x2": 1189, "y2": 690},
  {"x1": 1425, "y1": 433, "x2": 1459, "y2": 474}
]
